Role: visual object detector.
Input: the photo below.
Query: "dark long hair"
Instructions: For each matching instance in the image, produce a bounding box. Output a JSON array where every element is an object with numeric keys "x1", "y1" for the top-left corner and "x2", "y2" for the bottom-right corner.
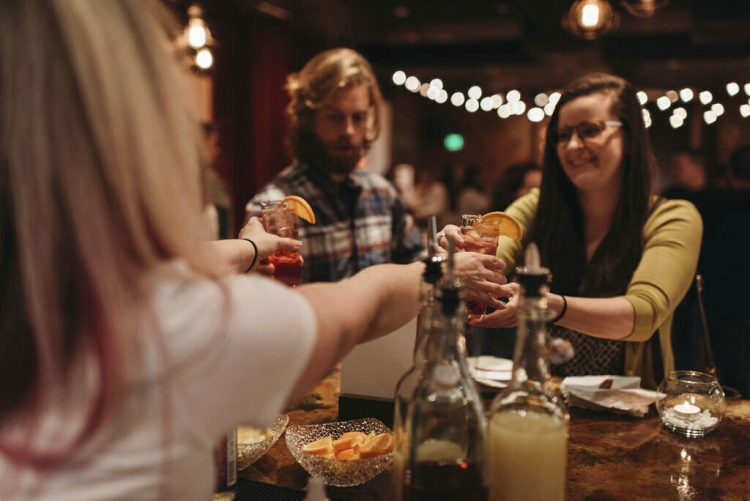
[{"x1": 527, "y1": 73, "x2": 654, "y2": 296}]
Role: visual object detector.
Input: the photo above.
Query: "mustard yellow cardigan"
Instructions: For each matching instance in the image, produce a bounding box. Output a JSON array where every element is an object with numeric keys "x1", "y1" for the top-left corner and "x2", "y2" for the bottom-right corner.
[{"x1": 497, "y1": 189, "x2": 703, "y2": 387}]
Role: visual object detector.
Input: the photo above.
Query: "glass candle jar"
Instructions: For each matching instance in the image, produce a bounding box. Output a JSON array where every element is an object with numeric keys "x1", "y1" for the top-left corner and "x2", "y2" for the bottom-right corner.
[{"x1": 656, "y1": 371, "x2": 726, "y2": 438}]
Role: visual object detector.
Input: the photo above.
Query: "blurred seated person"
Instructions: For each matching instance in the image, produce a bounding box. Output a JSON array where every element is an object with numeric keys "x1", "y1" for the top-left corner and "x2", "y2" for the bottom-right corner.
[
  {"x1": 662, "y1": 150, "x2": 707, "y2": 202},
  {"x1": 407, "y1": 168, "x2": 449, "y2": 229},
  {"x1": 456, "y1": 163, "x2": 490, "y2": 215},
  {"x1": 440, "y1": 73, "x2": 702, "y2": 388},
  {"x1": 0, "y1": 2, "x2": 507, "y2": 498},
  {"x1": 491, "y1": 161, "x2": 542, "y2": 211}
]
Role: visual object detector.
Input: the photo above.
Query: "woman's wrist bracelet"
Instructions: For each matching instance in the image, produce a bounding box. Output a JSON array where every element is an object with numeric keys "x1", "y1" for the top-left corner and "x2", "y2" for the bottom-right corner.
[
  {"x1": 549, "y1": 294, "x2": 567, "y2": 324},
  {"x1": 240, "y1": 238, "x2": 258, "y2": 273}
]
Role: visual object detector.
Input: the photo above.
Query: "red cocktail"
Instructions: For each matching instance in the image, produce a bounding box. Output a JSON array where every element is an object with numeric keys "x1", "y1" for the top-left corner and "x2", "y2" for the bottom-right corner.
[
  {"x1": 461, "y1": 214, "x2": 500, "y2": 319},
  {"x1": 268, "y1": 250, "x2": 302, "y2": 287},
  {"x1": 260, "y1": 200, "x2": 303, "y2": 287}
]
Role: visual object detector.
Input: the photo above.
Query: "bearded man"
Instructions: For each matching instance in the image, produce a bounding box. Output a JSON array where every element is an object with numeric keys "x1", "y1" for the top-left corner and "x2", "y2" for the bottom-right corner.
[{"x1": 246, "y1": 48, "x2": 423, "y2": 283}]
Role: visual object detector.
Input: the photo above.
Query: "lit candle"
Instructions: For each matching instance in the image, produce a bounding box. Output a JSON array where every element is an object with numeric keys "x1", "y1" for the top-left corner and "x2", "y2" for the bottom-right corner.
[{"x1": 673, "y1": 401, "x2": 700, "y2": 419}]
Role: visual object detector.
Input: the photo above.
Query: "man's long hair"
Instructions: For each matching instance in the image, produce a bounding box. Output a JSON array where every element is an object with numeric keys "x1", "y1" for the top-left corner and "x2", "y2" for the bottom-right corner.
[{"x1": 286, "y1": 48, "x2": 382, "y2": 162}]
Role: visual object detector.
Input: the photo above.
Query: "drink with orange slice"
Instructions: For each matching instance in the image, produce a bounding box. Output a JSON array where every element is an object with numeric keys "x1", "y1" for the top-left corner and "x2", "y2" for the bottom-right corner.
[
  {"x1": 260, "y1": 195, "x2": 316, "y2": 287},
  {"x1": 461, "y1": 211, "x2": 523, "y2": 319}
]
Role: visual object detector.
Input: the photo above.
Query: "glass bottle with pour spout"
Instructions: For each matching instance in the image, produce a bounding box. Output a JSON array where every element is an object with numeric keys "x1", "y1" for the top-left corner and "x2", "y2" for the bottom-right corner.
[
  {"x1": 487, "y1": 243, "x2": 569, "y2": 501},
  {"x1": 401, "y1": 240, "x2": 488, "y2": 501},
  {"x1": 392, "y1": 216, "x2": 444, "y2": 501}
]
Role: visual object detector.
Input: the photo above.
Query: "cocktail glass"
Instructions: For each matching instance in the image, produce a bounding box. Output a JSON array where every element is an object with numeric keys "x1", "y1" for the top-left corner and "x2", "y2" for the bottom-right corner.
[
  {"x1": 461, "y1": 214, "x2": 500, "y2": 319},
  {"x1": 260, "y1": 200, "x2": 302, "y2": 287}
]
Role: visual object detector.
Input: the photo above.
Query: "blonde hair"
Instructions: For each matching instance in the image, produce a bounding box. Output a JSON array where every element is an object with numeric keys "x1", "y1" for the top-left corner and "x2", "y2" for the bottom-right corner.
[
  {"x1": 0, "y1": 0, "x2": 224, "y2": 464},
  {"x1": 286, "y1": 48, "x2": 382, "y2": 156}
]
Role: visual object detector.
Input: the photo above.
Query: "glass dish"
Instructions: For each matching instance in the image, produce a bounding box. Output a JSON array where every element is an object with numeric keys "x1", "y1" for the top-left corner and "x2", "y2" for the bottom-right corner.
[
  {"x1": 285, "y1": 418, "x2": 393, "y2": 487},
  {"x1": 656, "y1": 371, "x2": 725, "y2": 438},
  {"x1": 237, "y1": 414, "x2": 289, "y2": 470}
]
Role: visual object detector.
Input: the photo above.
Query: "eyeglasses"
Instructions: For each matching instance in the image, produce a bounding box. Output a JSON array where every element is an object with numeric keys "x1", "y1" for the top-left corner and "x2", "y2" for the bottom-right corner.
[{"x1": 552, "y1": 120, "x2": 623, "y2": 146}]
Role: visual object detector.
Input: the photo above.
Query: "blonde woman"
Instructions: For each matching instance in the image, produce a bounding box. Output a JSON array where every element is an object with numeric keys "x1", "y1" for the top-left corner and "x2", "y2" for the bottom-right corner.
[{"x1": 0, "y1": 2, "x2": 433, "y2": 498}]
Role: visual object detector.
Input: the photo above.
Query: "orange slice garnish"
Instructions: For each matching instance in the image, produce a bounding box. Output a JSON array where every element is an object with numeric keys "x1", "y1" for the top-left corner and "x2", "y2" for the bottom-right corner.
[
  {"x1": 481, "y1": 211, "x2": 523, "y2": 240},
  {"x1": 301, "y1": 436, "x2": 333, "y2": 456},
  {"x1": 358, "y1": 432, "x2": 394, "y2": 458},
  {"x1": 282, "y1": 195, "x2": 316, "y2": 224}
]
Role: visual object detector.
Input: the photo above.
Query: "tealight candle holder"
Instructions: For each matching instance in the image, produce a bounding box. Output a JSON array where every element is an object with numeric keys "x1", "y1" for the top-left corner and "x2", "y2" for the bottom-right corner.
[{"x1": 656, "y1": 371, "x2": 726, "y2": 438}]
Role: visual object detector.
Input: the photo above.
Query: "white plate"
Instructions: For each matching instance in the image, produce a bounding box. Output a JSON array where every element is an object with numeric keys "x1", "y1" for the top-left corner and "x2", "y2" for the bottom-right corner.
[
  {"x1": 468, "y1": 356, "x2": 513, "y2": 389},
  {"x1": 471, "y1": 356, "x2": 513, "y2": 372}
]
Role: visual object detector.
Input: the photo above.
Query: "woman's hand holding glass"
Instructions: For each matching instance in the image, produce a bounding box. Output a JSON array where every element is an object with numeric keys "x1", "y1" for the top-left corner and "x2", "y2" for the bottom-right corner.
[
  {"x1": 437, "y1": 224, "x2": 517, "y2": 311},
  {"x1": 466, "y1": 282, "x2": 520, "y2": 327},
  {"x1": 239, "y1": 217, "x2": 302, "y2": 276}
]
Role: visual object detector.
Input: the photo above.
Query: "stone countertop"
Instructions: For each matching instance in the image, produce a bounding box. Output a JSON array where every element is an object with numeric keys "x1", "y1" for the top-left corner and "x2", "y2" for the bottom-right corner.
[{"x1": 240, "y1": 368, "x2": 750, "y2": 500}]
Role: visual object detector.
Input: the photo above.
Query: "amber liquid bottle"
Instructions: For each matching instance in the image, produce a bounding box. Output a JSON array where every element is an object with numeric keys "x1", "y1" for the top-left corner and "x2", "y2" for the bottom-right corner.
[
  {"x1": 402, "y1": 241, "x2": 488, "y2": 501},
  {"x1": 392, "y1": 218, "x2": 443, "y2": 501}
]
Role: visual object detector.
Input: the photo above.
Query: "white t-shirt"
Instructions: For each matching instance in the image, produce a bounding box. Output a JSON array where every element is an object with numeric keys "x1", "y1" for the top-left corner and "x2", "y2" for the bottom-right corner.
[{"x1": 1, "y1": 267, "x2": 317, "y2": 500}]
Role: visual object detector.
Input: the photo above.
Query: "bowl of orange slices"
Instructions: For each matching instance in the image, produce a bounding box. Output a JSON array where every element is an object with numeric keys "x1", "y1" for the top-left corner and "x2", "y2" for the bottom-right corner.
[{"x1": 285, "y1": 418, "x2": 394, "y2": 487}]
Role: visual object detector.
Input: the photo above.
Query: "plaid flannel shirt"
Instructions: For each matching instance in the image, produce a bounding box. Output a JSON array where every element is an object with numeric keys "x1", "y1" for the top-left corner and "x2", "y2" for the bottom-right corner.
[{"x1": 246, "y1": 162, "x2": 424, "y2": 283}]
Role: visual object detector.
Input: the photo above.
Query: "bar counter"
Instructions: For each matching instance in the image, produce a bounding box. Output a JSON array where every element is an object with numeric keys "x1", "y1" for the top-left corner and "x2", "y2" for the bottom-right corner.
[{"x1": 238, "y1": 367, "x2": 750, "y2": 500}]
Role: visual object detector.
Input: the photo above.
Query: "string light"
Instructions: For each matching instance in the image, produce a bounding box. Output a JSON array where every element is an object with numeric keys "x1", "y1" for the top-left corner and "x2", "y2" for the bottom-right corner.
[
  {"x1": 669, "y1": 115, "x2": 684, "y2": 128},
  {"x1": 534, "y1": 93, "x2": 549, "y2": 107},
  {"x1": 528, "y1": 107, "x2": 545, "y2": 122},
  {"x1": 679, "y1": 88, "x2": 694, "y2": 102},
  {"x1": 465, "y1": 99, "x2": 479, "y2": 113},
  {"x1": 480, "y1": 97, "x2": 494, "y2": 111},
  {"x1": 498, "y1": 104, "x2": 512, "y2": 119},
  {"x1": 642, "y1": 108, "x2": 652, "y2": 128},
  {"x1": 391, "y1": 69, "x2": 750, "y2": 126},
  {"x1": 405, "y1": 76, "x2": 420, "y2": 92},
  {"x1": 656, "y1": 96, "x2": 671, "y2": 110}
]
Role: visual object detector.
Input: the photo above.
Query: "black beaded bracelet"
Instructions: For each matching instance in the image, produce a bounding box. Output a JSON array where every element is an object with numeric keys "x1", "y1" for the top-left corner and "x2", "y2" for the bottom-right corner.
[
  {"x1": 240, "y1": 238, "x2": 258, "y2": 273},
  {"x1": 549, "y1": 294, "x2": 567, "y2": 324}
]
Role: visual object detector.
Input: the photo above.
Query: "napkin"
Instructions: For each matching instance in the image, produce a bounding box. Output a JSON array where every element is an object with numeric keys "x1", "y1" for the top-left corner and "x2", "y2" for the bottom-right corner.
[{"x1": 561, "y1": 375, "x2": 665, "y2": 417}]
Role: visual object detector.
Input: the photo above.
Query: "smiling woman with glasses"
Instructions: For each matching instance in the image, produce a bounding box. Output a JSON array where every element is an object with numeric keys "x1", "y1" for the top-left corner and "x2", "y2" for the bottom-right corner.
[{"x1": 440, "y1": 72, "x2": 703, "y2": 388}]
